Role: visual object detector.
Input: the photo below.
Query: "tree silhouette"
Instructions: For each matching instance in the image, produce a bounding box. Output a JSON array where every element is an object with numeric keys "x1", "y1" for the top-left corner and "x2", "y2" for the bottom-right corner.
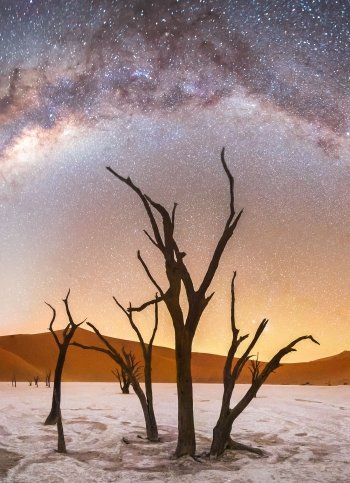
[
  {"x1": 106, "y1": 148, "x2": 242, "y2": 457},
  {"x1": 73, "y1": 294, "x2": 160, "y2": 441},
  {"x1": 249, "y1": 355, "x2": 262, "y2": 397},
  {"x1": 112, "y1": 364, "x2": 132, "y2": 394},
  {"x1": 44, "y1": 290, "x2": 85, "y2": 426},
  {"x1": 209, "y1": 272, "x2": 320, "y2": 457},
  {"x1": 45, "y1": 369, "x2": 52, "y2": 388}
]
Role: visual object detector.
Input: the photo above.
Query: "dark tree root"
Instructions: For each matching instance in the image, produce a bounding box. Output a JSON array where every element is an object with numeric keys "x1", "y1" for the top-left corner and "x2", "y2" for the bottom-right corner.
[
  {"x1": 44, "y1": 414, "x2": 58, "y2": 426},
  {"x1": 137, "y1": 434, "x2": 160, "y2": 442},
  {"x1": 226, "y1": 438, "x2": 266, "y2": 457}
]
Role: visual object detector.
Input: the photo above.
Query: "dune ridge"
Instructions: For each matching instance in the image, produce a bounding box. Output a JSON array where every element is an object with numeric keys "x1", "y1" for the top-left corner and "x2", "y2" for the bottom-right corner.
[{"x1": 0, "y1": 328, "x2": 348, "y2": 385}]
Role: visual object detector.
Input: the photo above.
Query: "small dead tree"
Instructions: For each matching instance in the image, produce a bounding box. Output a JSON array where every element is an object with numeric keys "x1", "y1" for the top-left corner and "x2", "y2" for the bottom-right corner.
[
  {"x1": 113, "y1": 295, "x2": 159, "y2": 440},
  {"x1": 73, "y1": 295, "x2": 160, "y2": 442},
  {"x1": 249, "y1": 355, "x2": 262, "y2": 397},
  {"x1": 44, "y1": 290, "x2": 85, "y2": 425},
  {"x1": 112, "y1": 350, "x2": 139, "y2": 394},
  {"x1": 33, "y1": 376, "x2": 39, "y2": 387},
  {"x1": 112, "y1": 366, "x2": 131, "y2": 394},
  {"x1": 46, "y1": 370, "x2": 52, "y2": 388},
  {"x1": 209, "y1": 272, "x2": 320, "y2": 458},
  {"x1": 11, "y1": 374, "x2": 16, "y2": 387},
  {"x1": 107, "y1": 148, "x2": 243, "y2": 457},
  {"x1": 28, "y1": 380, "x2": 33, "y2": 386}
]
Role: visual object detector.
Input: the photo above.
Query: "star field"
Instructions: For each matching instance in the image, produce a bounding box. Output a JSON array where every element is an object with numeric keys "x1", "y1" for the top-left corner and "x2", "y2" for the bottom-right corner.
[{"x1": 0, "y1": 0, "x2": 349, "y2": 362}]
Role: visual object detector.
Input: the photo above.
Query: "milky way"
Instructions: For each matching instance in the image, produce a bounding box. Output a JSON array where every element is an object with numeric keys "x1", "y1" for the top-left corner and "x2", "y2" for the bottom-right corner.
[{"x1": 0, "y1": 1, "x2": 349, "y2": 361}]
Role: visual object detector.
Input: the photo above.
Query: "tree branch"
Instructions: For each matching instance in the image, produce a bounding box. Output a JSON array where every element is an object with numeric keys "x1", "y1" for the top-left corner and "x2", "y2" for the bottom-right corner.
[
  {"x1": 197, "y1": 150, "x2": 243, "y2": 298},
  {"x1": 112, "y1": 296, "x2": 129, "y2": 317},
  {"x1": 149, "y1": 294, "x2": 159, "y2": 348},
  {"x1": 231, "y1": 319, "x2": 268, "y2": 381},
  {"x1": 171, "y1": 202, "x2": 178, "y2": 228},
  {"x1": 143, "y1": 230, "x2": 159, "y2": 249},
  {"x1": 71, "y1": 341, "x2": 113, "y2": 358},
  {"x1": 137, "y1": 250, "x2": 164, "y2": 295},
  {"x1": 128, "y1": 294, "x2": 166, "y2": 313},
  {"x1": 127, "y1": 302, "x2": 146, "y2": 350},
  {"x1": 259, "y1": 335, "x2": 320, "y2": 382},
  {"x1": 85, "y1": 321, "x2": 123, "y2": 363},
  {"x1": 198, "y1": 209, "x2": 243, "y2": 298},
  {"x1": 62, "y1": 289, "x2": 75, "y2": 327},
  {"x1": 221, "y1": 147, "x2": 235, "y2": 227},
  {"x1": 106, "y1": 167, "x2": 165, "y2": 252},
  {"x1": 45, "y1": 302, "x2": 61, "y2": 348}
]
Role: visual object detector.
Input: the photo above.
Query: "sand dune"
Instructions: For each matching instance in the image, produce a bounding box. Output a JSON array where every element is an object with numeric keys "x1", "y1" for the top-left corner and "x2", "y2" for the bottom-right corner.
[{"x1": 0, "y1": 328, "x2": 348, "y2": 385}]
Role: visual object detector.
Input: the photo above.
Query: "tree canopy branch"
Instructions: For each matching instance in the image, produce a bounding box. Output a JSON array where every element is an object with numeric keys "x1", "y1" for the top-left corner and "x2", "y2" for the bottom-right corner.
[
  {"x1": 86, "y1": 321, "x2": 122, "y2": 363},
  {"x1": 45, "y1": 302, "x2": 61, "y2": 347},
  {"x1": 149, "y1": 294, "x2": 159, "y2": 347},
  {"x1": 62, "y1": 289, "x2": 75, "y2": 327},
  {"x1": 221, "y1": 147, "x2": 235, "y2": 227},
  {"x1": 71, "y1": 341, "x2": 113, "y2": 358},
  {"x1": 106, "y1": 167, "x2": 165, "y2": 252},
  {"x1": 137, "y1": 250, "x2": 164, "y2": 295}
]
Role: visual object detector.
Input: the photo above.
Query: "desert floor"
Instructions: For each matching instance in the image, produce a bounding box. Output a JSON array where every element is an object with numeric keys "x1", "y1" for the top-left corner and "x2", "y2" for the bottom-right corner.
[{"x1": 0, "y1": 383, "x2": 349, "y2": 482}]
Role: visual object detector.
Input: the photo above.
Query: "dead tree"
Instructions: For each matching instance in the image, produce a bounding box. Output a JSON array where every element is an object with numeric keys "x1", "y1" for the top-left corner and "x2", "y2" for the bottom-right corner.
[
  {"x1": 107, "y1": 148, "x2": 243, "y2": 457},
  {"x1": 44, "y1": 290, "x2": 85, "y2": 425},
  {"x1": 113, "y1": 294, "x2": 159, "y2": 440},
  {"x1": 34, "y1": 376, "x2": 39, "y2": 387},
  {"x1": 46, "y1": 370, "x2": 52, "y2": 388},
  {"x1": 72, "y1": 299, "x2": 159, "y2": 442},
  {"x1": 209, "y1": 272, "x2": 320, "y2": 458},
  {"x1": 28, "y1": 380, "x2": 33, "y2": 386},
  {"x1": 11, "y1": 375, "x2": 16, "y2": 387},
  {"x1": 249, "y1": 356, "x2": 262, "y2": 397},
  {"x1": 112, "y1": 366, "x2": 131, "y2": 394},
  {"x1": 112, "y1": 350, "x2": 139, "y2": 394}
]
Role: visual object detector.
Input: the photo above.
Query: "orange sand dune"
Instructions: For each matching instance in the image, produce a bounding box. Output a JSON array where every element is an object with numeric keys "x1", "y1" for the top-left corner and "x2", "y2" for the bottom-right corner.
[
  {"x1": 0, "y1": 347, "x2": 42, "y2": 380},
  {"x1": 0, "y1": 328, "x2": 348, "y2": 385}
]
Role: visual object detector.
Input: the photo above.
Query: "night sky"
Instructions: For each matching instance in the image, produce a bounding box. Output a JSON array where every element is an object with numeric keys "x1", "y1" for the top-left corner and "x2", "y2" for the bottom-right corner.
[{"x1": 0, "y1": 0, "x2": 349, "y2": 362}]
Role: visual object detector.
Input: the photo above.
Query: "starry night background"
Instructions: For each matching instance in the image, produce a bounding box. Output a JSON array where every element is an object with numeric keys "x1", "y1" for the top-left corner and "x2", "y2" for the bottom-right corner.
[{"x1": 0, "y1": 0, "x2": 349, "y2": 362}]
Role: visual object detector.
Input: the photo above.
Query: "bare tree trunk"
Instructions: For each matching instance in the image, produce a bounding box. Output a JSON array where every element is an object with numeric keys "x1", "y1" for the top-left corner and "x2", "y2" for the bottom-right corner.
[
  {"x1": 143, "y1": 353, "x2": 158, "y2": 441},
  {"x1": 45, "y1": 351, "x2": 66, "y2": 425},
  {"x1": 175, "y1": 331, "x2": 195, "y2": 457},
  {"x1": 54, "y1": 389, "x2": 67, "y2": 454},
  {"x1": 211, "y1": 419, "x2": 234, "y2": 457},
  {"x1": 210, "y1": 385, "x2": 256, "y2": 456},
  {"x1": 132, "y1": 378, "x2": 159, "y2": 442}
]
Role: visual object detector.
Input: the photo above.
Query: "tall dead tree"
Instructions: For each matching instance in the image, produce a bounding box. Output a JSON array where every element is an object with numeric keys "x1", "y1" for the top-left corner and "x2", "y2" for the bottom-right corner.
[
  {"x1": 73, "y1": 308, "x2": 159, "y2": 441},
  {"x1": 107, "y1": 148, "x2": 243, "y2": 457},
  {"x1": 44, "y1": 290, "x2": 85, "y2": 425},
  {"x1": 209, "y1": 272, "x2": 320, "y2": 457}
]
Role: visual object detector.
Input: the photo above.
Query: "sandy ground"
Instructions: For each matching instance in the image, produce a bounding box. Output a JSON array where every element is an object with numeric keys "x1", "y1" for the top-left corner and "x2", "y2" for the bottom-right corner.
[{"x1": 0, "y1": 383, "x2": 349, "y2": 482}]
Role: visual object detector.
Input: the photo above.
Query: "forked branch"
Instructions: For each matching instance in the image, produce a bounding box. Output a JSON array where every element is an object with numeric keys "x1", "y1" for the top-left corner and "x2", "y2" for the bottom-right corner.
[{"x1": 106, "y1": 167, "x2": 165, "y2": 252}]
